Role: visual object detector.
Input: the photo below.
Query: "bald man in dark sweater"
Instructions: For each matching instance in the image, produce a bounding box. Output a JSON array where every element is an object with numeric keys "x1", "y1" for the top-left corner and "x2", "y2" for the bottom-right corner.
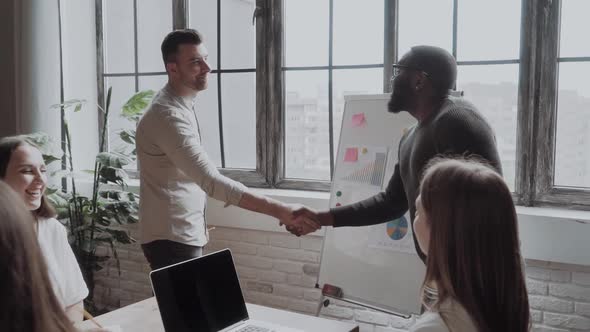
[{"x1": 291, "y1": 46, "x2": 502, "y2": 262}]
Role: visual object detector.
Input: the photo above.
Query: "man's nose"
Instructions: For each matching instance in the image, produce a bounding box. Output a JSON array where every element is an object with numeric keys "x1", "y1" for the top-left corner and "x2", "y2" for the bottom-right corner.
[{"x1": 202, "y1": 60, "x2": 211, "y2": 73}]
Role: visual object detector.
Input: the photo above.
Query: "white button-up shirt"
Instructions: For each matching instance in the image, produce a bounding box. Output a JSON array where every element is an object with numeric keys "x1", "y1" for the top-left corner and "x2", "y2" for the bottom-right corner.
[{"x1": 136, "y1": 84, "x2": 247, "y2": 246}]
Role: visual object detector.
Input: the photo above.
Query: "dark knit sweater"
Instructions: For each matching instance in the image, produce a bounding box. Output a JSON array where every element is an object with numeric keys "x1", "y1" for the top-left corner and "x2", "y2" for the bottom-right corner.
[{"x1": 331, "y1": 96, "x2": 502, "y2": 261}]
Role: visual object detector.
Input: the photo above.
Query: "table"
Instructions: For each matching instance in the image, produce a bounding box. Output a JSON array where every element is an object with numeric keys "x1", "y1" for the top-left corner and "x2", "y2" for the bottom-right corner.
[{"x1": 76, "y1": 297, "x2": 359, "y2": 332}]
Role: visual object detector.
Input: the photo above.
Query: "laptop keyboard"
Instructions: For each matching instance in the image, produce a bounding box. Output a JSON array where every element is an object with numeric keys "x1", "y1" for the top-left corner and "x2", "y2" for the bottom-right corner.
[{"x1": 235, "y1": 325, "x2": 271, "y2": 332}]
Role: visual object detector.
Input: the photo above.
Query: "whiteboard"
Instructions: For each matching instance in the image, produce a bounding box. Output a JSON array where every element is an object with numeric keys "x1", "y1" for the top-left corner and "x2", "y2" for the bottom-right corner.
[{"x1": 318, "y1": 94, "x2": 425, "y2": 316}]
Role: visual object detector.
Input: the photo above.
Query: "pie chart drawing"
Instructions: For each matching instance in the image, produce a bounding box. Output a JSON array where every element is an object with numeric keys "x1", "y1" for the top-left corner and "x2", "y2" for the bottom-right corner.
[{"x1": 386, "y1": 216, "x2": 408, "y2": 240}]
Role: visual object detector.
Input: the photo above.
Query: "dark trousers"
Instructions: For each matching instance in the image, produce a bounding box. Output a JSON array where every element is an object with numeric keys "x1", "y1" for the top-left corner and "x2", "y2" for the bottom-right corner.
[{"x1": 141, "y1": 239, "x2": 203, "y2": 271}]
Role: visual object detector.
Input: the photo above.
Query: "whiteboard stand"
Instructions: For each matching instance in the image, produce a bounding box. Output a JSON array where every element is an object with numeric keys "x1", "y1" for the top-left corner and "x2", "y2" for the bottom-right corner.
[
  {"x1": 316, "y1": 94, "x2": 425, "y2": 319},
  {"x1": 315, "y1": 290, "x2": 412, "y2": 319}
]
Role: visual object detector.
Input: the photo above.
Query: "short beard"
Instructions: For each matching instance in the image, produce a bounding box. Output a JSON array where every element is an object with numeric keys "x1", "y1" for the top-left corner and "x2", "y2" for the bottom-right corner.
[
  {"x1": 387, "y1": 93, "x2": 406, "y2": 113},
  {"x1": 388, "y1": 77, "x2": 413, "y2": 113}
]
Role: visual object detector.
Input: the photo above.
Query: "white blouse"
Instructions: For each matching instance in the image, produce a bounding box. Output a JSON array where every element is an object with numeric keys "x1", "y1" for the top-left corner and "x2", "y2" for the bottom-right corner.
[
  {"x1": 411, "y1": 299, "x2": 479, "y2": 332},
  {"x1": 37, "y1": 217, "x2": 89, "y2": 308}
]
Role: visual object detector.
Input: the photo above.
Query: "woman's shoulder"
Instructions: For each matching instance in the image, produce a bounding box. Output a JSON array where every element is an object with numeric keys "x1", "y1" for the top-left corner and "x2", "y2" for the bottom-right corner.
[
  {"x1": 37, "y1": 217, "x2": 68, "y2": 240},
  {"x1": 438, "y1": 299, "x2": 479, "y2": 332},
  {"x1": 411, "y1": 311, "x2": 449, "y2": 332},
  {"x1": 412, "y1": 298, "x2": 480, "y2": 332}
]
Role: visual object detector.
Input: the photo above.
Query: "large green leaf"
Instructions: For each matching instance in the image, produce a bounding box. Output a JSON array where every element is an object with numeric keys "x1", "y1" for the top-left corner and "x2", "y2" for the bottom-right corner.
[
  {"x1": 121, "y1": 90, "x2": 155, "y2": 121},
  {"x1": 99, "y1": 190, "x2": 123, "y2": 200},
  {"x1": 43, "y1": 155, "x2": 62, "y2": 165},
  {"x1": 45, "y1": 187, "x2": 59, "y2": 195},
  {"x1": 50, "y1": 99, "x2": 87, "y2": 111},
  {"x1": 98, "y1": 166, "x2": 130, "y2": 187},
  {"x1": 96, "y1": 200, "x2": 138, "y2": 226},
  {"x1": 96, "y1": 152, "x2": 131, "y2": 168},
  {"x1": 98, "y1": 189, "x2": 139, "y2": 202},
  {"x1": 126, "y1": 191, "x2": 139, "y2": 202},
  {"x1": 47, "y1": 191, "x2": 71, "y2": 219},
  {"x1": 119, "y1": 129, "x2": 136, "y2": 145},
  {"x1": 101, "y1": 228, "x2": 135, "y2": 244},
  {"x1": 47, "y1": 192, "x2": 69, "y2": 208}
]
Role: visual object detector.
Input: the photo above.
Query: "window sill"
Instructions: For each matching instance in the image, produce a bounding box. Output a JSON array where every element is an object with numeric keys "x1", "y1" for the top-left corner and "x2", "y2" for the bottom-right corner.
[
  {"x1": 113, "y1": 180, "x2": 590, "y2": 265},
  {"x1": 516, "y1": 205, "x2": 590, "y2": 222}
]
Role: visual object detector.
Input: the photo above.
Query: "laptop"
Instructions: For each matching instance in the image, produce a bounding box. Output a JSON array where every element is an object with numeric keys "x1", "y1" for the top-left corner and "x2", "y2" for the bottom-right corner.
[{"x1": 149, "y1": 249, "x2": 304, "y2": 332}]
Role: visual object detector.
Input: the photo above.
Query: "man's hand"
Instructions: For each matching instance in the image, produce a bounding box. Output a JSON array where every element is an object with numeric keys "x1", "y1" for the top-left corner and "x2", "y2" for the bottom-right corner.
[
  {"x1": 287, "y1": 206, "x2": 325, "y2": 236},
  {"x1": 236, "y1": 193, "x2": 323, "y2": 235},
  {"x1": 277, "y1": 204, "x2": 321, "y2": 236}
]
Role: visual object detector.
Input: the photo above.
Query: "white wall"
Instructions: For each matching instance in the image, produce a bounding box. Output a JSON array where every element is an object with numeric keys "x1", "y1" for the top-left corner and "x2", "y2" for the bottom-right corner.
[
  {"x1": 0, "y1": 0, "x2": 99, "y2": 171},
  {"x1": 0, "y1": 0, "x2": 62, "y2": 138},
  {"x1": 0, "y1": 0, "x2": 18, "y2": 137},
  {"x1": 0, "y1": 0, "x2": 98, "y2": 162},
  {"x1": 92, "y1": 188, "x2": 590, "y2": 332},
  {"x1": 15, "y1": 0, "x2": 62, "y2": 139}
]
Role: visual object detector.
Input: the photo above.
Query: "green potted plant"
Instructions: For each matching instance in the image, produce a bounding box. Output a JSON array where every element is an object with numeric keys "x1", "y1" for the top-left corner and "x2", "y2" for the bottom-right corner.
[{"x1": 27, "y1": 87, "x2": 154, "y2": 314}]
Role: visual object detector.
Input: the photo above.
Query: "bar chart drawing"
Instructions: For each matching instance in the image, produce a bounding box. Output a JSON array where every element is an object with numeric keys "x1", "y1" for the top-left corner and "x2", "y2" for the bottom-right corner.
[{"x1": 340, "y1": 148, "x2": 388, "y2": 188}]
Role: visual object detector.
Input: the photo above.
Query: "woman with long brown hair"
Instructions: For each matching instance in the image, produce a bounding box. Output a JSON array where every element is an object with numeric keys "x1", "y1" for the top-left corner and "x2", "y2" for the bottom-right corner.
[
  {"x1": 411, "y1": 157, "x2": 530, "y2": 331},
  {"x1": 0, "y1": 136, "x2": 88, "y2": 322},
  {"x1": 0, "y1": 180, "x2": 76, "y2": 332}
]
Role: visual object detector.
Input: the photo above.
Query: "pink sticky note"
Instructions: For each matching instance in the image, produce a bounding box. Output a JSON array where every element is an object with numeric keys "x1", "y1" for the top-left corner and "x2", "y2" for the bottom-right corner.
[
  {"x1": 344, "y1": 147, "x2": 358, "y2": 162},
  {"x1": 351, "y1": 113, "x2": 366, "y2": 127}
]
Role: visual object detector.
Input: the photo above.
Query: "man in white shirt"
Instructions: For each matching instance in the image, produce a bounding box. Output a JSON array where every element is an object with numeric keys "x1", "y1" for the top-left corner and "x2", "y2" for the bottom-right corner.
[{"x1": 136, "y1": 29, "x2": 314, "y2": 270}]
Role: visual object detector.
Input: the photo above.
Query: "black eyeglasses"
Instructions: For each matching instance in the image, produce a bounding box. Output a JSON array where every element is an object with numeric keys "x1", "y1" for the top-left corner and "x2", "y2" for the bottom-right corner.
[
  {"x1": 389, "y1": 64, "x2": 430, "y2": 91},
  {"x1": 392, "y1": 64, "x2": 430, "y2": 78}
]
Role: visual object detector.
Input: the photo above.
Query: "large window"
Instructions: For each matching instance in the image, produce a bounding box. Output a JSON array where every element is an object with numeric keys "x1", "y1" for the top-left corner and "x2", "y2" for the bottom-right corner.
[
  {"x1": 100, "y1": 0, "x2": 257, "y2": 172},
  {"x1": 97, "y1": 0, "x2": 590, "y2": 209},
  {"x1": 189, "y1": 0, "x2": 257, "y2": 169},
  {"x1": 283, "y1": 0, "x2": 384, "y2": 182},
  {"x1": 101, "y1": 0, "x2": 171, "y2": 158},
  {"x1": 555, "y1": 0, "x2": 590, "y2": 189},
  {"x1": 398, "y1": 0, "x2": 521, "y2": 190}
]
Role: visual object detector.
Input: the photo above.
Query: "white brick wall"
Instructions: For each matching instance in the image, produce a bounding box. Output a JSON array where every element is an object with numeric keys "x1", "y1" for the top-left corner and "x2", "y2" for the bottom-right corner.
[{"x1": 93, "y1": 226, "x2": 590, "y2": 332}]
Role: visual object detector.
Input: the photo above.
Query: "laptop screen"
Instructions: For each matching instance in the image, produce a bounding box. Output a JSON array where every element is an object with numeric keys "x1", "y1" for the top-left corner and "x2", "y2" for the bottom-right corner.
[{"x1": 150, "y1": 249, "x2": 249, "y2": 332}]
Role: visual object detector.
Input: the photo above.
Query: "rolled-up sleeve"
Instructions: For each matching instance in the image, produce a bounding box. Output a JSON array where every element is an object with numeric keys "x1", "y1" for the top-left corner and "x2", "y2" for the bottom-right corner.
[{"x1": 153, "y1": 109, "x2": 247, "y2": 205}]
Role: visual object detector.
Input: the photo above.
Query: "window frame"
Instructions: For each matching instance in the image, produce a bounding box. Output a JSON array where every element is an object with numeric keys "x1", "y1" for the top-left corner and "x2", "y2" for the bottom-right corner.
[
  {"x1": 96, "y1": 0, "x2": 269, "y2": 186},
  {"x1": 95, "y1": 0, "x2": 590, "y2": 210},
  {"x1": 518, "y1": 0, "x2": 590, "y2": 209},
  {"x1": 265, "y1": 0, "x2": 394, "y2": 191}
]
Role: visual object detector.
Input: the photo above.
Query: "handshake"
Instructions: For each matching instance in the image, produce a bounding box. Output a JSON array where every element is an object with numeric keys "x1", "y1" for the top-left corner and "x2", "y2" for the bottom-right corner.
[{"x1": 276, "y1": 204, "x2": 334, "y2": 237}]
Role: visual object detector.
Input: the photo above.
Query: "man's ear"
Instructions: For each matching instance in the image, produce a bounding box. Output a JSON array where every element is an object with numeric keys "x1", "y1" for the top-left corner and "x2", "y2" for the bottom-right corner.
[
  {"x1": 414, "y1": 73, "x2": 427, "y2": 91},
  {"x1": 166, "y1": 62, "x2": 177, "y2": 75}
]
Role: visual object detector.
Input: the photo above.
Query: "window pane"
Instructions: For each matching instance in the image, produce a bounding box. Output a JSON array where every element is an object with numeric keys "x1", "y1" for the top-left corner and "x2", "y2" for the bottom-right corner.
[
  {"x1": 137, "y1": 0, "x2": 172, "y2": 72},
  {"x1": 333, "y1": 0, "x2": 383, "y2": 65},
  {"x1": 554, "y1": 62, "x2": 590, "y2": 188},
  {"x1": 190, "y1": 0, "x2": 218, "y2": 69},
  {"x1": 284, "y1": 0, "x2": 329, "y2": 67},
  {"x1": 457, "y1": 0, "x2": 520, "y2": 61},
  {"x1": 105, "y1": 77, "x2": 136, "y2": 164},
  {"x1": 138, "y1": 75, "x2": 167, "y2": 92},
  {"x1": 456, "y1": 64, "x2": 519, "y2": 191},
  {"x1": 221, "y1": 73, "x2": 256, "y2": 169},
  {"x1": 332, "y1": 68, "x2": 384, "y2": 158},
  {"x1": 104, "y1": 0, "x2": 134, "y2": 73},
  {"x1": 221, "y1": 0, "x2": 255, "y2": 69},
  {"x1": 195, "y1": 74, "x2": 222, "y2": 167},
  {"x1": 559, "y1": 0, "x2": 590, "y2": 57},
  {"x1": 285, "y1": 71, "x2": 330, "y2": 180},
  {"x1": 398, "y1": 0, "x2": 453, "y2": 59}
]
